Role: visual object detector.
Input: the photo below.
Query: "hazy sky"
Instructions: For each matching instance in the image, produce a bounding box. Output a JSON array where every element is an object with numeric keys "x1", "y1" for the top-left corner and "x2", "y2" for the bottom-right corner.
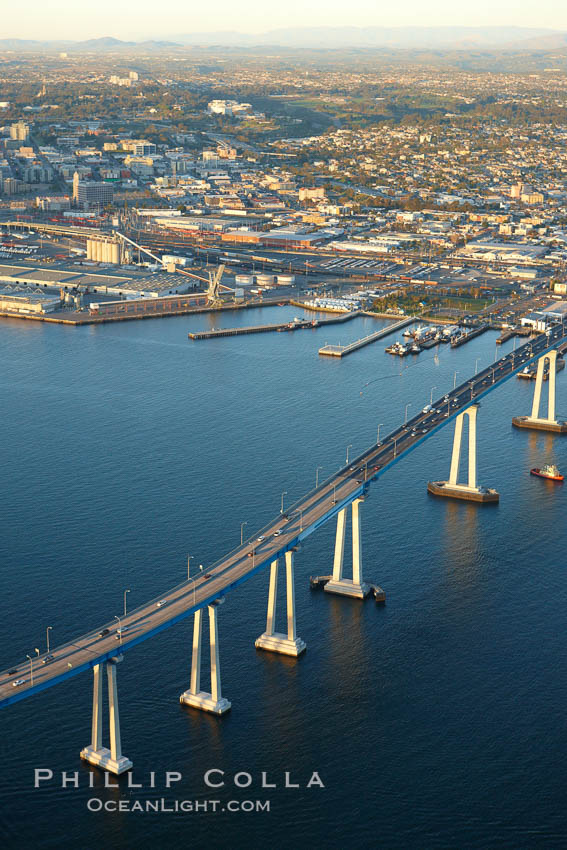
[{"x1": 4, "y1": 0, "x2": 567, "y2": 40}]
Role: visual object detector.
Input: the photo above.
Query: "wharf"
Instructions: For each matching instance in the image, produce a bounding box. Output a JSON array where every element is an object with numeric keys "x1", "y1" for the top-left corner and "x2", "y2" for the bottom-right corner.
[
  {"x1": 496, "y1": 329, "x2": 516, "y2": 344},
  {"x1": 450, "y1": 324, "x2": 490, "y2": 348},
  {"x1": 318, "y1": 317, "x2": 414, "y2": 357},
  {"x1": 1, "y1": 297, "x2": 291, "y2": 327},
  {"x1": 496, "y1": 326, "x2": 532, "y2": 344},
  {"x1": 188, "y1": 310, "x2": 360, "y2": 340}
]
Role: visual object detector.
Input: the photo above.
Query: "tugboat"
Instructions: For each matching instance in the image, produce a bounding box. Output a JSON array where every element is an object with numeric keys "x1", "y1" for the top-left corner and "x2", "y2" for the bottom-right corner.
[{"x1": 530, "y1": 464, "x2": 564, "y2": 482}]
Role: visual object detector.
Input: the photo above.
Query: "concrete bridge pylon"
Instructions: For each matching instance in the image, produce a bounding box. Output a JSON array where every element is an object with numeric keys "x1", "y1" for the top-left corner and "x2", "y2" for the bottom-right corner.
[
  {"x1": 255, "y1": 551, "x2": 306, "y2": 657},
  {"x1": 80, "y1": 657, "x2": 132, "y2": 775},
  {"x1": 513, "y1": 349, "x2": 567, "y2": 433},
  {"x1": 427, "y1": 405, "x2": 499, "y2": 503},
  {"x1": 325, "y1": 498, "x2": 371, "y2": 598},
  {"x1": 180, "y1": 600, "x2": 231, "y2": 715}
]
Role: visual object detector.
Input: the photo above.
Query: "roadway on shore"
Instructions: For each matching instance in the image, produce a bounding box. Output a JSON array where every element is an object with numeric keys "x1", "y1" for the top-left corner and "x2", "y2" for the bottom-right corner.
[{"x1": 1, "y1": 323, "x2": 565, "y2": 708}]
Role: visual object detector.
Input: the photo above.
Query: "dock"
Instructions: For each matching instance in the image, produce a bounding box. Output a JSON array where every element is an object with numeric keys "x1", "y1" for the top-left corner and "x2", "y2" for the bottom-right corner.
[
  {"x1": 496, "y1": 328, "x2": 516, "y2": 344},
  {"x1": 318, "y1": 317, "x2": 414, "y2": 358},
  {"x1": 188, "y1": 311, "x2": 360, "y2": 340},
  {"x1": 450, "y1": 324, "x2": 489, "y2": 348}
]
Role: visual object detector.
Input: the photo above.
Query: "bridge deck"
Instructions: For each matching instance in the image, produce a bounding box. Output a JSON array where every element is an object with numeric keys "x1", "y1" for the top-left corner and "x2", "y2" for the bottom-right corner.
[{"x1": 2, "y1": 322, "x2": 566, "y2": 708}]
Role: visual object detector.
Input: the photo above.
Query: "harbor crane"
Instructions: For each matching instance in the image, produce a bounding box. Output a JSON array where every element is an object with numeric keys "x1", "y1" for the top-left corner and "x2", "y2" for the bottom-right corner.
[{"x1": 115, "y1": 231, "x2": 232, "y2": 307}]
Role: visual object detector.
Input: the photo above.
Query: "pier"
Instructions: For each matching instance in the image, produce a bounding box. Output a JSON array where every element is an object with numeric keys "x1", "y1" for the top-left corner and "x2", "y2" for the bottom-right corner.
[
  {"x1": 188, "y1": 311, "x2": 360, "y2": 340},
  {"x1": 450, "y1": 324, "x2": 490, "y2": 348},
  {"x1": 496, "y1": 328, "x2": 516, "y2": 344},
  {"x1": 318, "y1": 317, "x2": 414, "y2": 358}
]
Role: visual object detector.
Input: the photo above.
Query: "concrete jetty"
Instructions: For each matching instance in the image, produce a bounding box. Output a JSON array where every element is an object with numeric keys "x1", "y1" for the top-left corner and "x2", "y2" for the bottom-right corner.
[
  {"x1": 318, "y1": 317, "x2": 414, "y2": 358},
  {"x1": 188, "y1": 311, "x2": 360, "y2": 340}
]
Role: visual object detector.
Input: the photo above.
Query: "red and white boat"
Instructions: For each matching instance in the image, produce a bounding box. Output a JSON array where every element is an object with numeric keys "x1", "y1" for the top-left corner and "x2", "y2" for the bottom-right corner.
[{"x1": 530, "y1": 464, "x2": 564, "y2": 482}]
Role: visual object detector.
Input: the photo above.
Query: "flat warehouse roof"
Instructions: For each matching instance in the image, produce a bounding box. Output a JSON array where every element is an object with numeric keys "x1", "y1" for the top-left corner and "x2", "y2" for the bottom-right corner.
[{"x1": 15, "y1": 269, "x2": 78, "y2": 282}]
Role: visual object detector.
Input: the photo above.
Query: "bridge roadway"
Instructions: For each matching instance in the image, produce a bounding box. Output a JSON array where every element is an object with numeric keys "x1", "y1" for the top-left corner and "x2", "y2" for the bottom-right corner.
[{"x1": 2, "y1": 322, "x2": 567, "y2": 709}]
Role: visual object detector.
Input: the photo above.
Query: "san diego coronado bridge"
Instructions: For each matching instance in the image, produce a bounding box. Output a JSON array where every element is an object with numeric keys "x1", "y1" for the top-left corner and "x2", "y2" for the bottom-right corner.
[{"x1": 1, "y1": 321, "x2": 566, "y2": 774}]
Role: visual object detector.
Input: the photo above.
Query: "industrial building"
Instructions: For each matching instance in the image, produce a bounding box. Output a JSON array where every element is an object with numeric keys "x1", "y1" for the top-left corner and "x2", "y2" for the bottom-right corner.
[
  {"x1": 0, "y1": 284, "x2": 61, "y2": 315},
  {"x1": 521, "y1": 301, "x2": 567, "y2": 331},
  {"x1": 0, "y1": 261, "x2": 200, "y2": 300}
]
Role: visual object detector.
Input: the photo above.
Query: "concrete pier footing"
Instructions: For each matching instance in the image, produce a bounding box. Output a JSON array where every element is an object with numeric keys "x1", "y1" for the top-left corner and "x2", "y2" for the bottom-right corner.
[
  {"x1": 324, "y1": 578, "x2": 371, "y2": 598},
  {"x1": 512, "y1": 416, "x2": 567, "y2": 433},
  {"x1": 255, "y1": 633, "x2": 307, "y2": 657},
  {"x1": 427, "y1": 481, "x2": 499, "y2": 503},
  {"x1": 179, "y1": 690, "x2": 231, "y2": 715}
]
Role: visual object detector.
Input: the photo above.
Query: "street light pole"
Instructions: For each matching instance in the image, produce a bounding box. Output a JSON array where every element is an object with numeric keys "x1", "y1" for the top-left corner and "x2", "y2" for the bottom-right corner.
[
  {"x1": 123, "y1": 589, "x2": 130, "y2": 617},
  {"x1": 453, "y1": 370, "x2": 459, "y2": 390},
  {"x1": 114, "y1": 615, "x2": 122, "y2": 649},
  {"x1": 187, "y1": 554, "x2": 193, "y2": 579},
  {"x1": 26, "y1": 654, "x2": 33, "y2": 687},
  {"x1": 404, "y1": 403, "x2": 412, "y2": 425},
  {"x1": 394, "y1": 438, "x2": 398, "y2": 458},
  {"x1": 280, "y1": 491, "x2": 287, "y2": 515},
  {"x1": 240, "y1": 522, "x2": 248, "y2": 545},
  {"x1": 316, "y1": 466, "x2": 323, "y2": 488},
  {"x1": 46, "y1": 625, "x2": 52, "y2": 655},
  {"x1": 346, "y1": 444, "x2": 353, "y2": 464},
  {"x1": 430, "y1": 386, "x2": 437, "y2": 405},
  {"x1": 475, "y1": 358, "x2": 480, "y2": 375},
  {"x1": 377, "y1": 423, "x2": 384, "y2": 444}
]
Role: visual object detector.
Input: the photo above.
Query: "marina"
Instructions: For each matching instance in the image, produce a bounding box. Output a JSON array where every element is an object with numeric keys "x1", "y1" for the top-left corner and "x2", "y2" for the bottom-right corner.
[{"x1": 387, "y1": 324, "x2": 467, "y2": 356}]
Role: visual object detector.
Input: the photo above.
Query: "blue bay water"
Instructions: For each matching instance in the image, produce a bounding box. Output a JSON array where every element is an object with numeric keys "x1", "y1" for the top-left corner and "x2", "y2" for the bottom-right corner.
[{"x1": 1, "y1": 306, "x2": 567, "y2": 849}]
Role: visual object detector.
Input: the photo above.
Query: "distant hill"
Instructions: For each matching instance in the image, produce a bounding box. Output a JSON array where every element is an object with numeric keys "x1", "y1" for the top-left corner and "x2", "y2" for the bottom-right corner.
[
  {"x1": 174, "y1": 26, "x2": 566, "y2": 49},
  {"x1": 2, "y1": 28, "x2": 567, "y2": 52},
  {"x1": 0, "y1": 36, "x2": 180, "y2": 52},
  {"x1": 504, "y1": 33, "x2": 567, "y2": 50}
]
